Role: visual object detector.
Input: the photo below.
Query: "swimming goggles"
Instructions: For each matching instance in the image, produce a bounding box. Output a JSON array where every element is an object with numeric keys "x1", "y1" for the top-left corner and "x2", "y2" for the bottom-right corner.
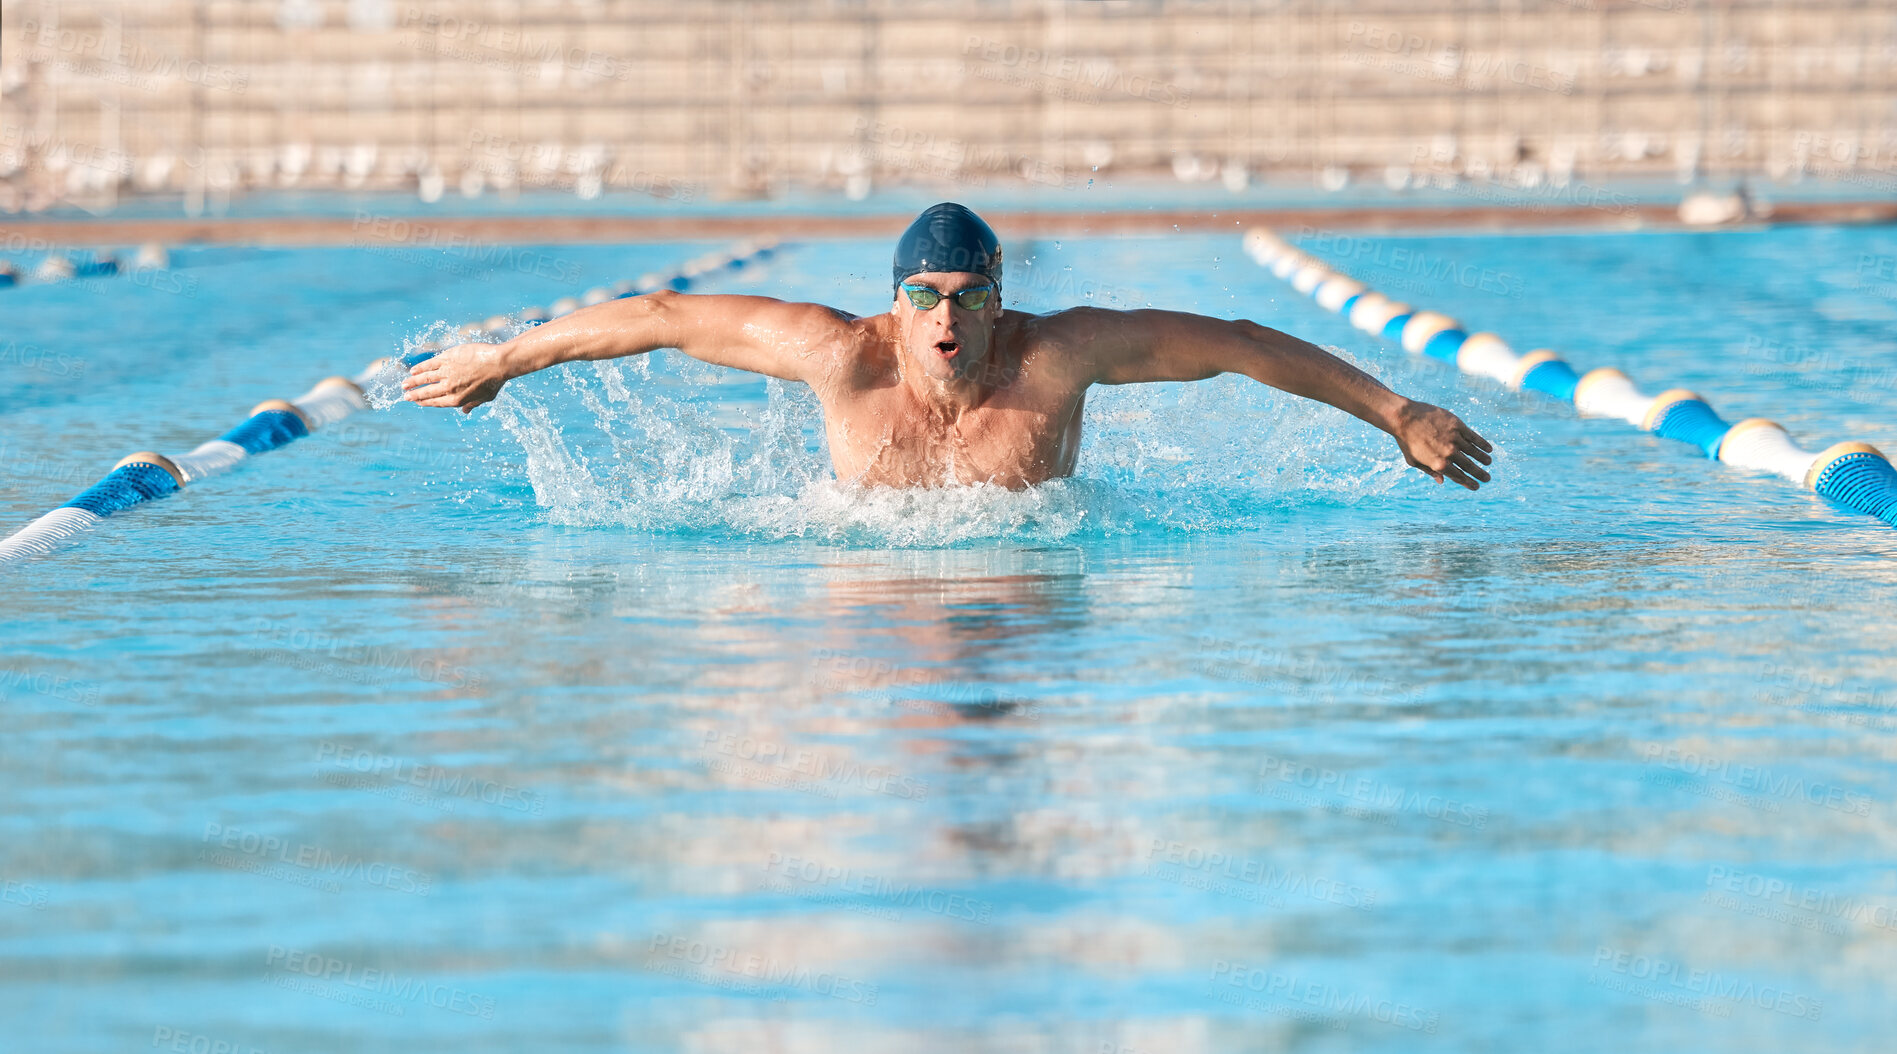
[{"x1": 900, "y1": 282, "x2": 995, "y2": 311}]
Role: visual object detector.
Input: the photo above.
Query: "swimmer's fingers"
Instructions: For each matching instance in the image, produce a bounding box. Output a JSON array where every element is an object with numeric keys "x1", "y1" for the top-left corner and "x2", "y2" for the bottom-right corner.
[
  {"x1": 1457, "y1": 429, "x2": 1494, "y2": 464},
  {"x1": 414, "y1": 382, "x2": 502, "y2": 412},
  {"x1": 402, "y1": 375, "x2": 449, "y2": 404},
  {"x1": 1449, "y1": 451, "x2": 1490, "y2": 485},
  {"x1": 402, "y1": 344, "x2": 506, "y2": 411},
  {"x1": 1407, "y1": 439, "x2": 1482, "y2": 490},
  {"x1": 405, "y1": 388, "x2": 461, "y2": 408},
  {"x1": 400, "y1": 363, "x2": 441, "y2": 392},
  {"x1": 403, "y1": 373, "x2": 475, "y2": 407},
  {"x1": 1405, "y1": 453, "x2": 1445, "y2": 485}
]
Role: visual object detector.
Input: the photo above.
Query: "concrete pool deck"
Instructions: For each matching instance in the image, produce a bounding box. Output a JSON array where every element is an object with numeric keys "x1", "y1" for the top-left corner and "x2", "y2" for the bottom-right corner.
[{"x1": 6, "y1": 198, "x2": 1897, "y2": 248}]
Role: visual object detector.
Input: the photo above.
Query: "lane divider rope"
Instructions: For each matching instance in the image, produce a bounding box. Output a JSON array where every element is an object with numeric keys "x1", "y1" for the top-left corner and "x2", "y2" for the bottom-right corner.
[
  {"x1": 1245, "y1": 227, "x2": 1897, "y2": 528},
  {"x1": 0, "y1": 238, "x2": 781, "y2": 564},
  {"x1": 1, "y1": 244, "x2": 175, "y2": 288}
]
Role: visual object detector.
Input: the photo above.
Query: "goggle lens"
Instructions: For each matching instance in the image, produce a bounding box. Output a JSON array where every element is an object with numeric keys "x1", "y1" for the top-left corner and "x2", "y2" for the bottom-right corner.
[{"x1": 903, "y1": 284, "x2": 993, "y2": 311}]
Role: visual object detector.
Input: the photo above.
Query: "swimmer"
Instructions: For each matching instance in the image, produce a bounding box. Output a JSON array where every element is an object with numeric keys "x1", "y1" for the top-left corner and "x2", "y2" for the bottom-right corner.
[{"x1": 403, "y1": 203, "x2": 1494, "y2": 490}]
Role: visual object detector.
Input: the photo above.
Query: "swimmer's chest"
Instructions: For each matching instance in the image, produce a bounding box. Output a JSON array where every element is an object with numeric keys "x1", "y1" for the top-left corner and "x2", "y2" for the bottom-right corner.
[{"x1": 830, "y1": 380, "x2": 1084, "y2": 483}]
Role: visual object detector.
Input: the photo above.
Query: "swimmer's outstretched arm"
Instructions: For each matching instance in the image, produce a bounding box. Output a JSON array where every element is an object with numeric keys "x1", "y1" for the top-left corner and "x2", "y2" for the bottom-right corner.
[
  {"x1": 1063, "y1": 307, "x2": 1495, "y2": 491},
  {"x1": 402, "y1": 291, "x2": 853, "y2": 412}
]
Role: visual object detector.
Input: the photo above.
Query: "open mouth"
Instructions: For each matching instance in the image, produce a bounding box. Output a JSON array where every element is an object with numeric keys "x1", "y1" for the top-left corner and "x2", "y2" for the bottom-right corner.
[{"x1": 934, "y1": 340, "x2": 960, "y2": 358}]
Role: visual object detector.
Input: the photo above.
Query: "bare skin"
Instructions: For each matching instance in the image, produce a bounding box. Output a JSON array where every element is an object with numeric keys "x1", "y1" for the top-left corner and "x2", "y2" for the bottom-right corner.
[{"x1": 402, "y1": 271, "x2": 1495, "y2": 490}]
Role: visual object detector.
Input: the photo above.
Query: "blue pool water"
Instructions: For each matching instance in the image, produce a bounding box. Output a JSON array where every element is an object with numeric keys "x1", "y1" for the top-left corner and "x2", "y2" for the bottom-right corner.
[{"x1": 4, "y1": 223, "x2": 1896, "y2": 1052}]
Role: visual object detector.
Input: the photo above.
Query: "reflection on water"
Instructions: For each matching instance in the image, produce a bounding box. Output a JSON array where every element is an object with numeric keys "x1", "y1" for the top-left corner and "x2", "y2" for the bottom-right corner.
[{"x1": 10, "y1": 528, "x2": 1890, "y2": 1052}]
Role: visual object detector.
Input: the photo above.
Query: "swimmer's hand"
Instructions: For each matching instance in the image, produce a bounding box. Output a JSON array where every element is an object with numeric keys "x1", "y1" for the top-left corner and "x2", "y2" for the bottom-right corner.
[
  {"x1": 1392, "y1": 400, "x2": 1494, "y2": 491},
  {"x1": 401, "y1": 343, "x2": 509, "y2": 413}
]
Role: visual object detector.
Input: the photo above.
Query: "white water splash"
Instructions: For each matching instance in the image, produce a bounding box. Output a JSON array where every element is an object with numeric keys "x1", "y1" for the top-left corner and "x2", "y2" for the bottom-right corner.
[
  {"x1": 464, "y1": 345, "x2": 1408, "y2": 545},
  {"x1": 357, "y1": 319, "x2": 479, "y2": 411}
]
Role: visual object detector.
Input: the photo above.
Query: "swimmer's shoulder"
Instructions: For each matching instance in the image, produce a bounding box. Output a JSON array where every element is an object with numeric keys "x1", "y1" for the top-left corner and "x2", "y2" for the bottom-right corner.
[
  {"x1": 1002, "y1": 306, "x2": 1135, "y2": 383},
  {"x1": 1003, "y1": 305, "x2": 1135, "y2": 344},
  {"x1": 803, "y1": 307, "x2": 902, "y2": 391},
  {"x1": 752, "y1": 299, "x2": 884, "y2": 354}
]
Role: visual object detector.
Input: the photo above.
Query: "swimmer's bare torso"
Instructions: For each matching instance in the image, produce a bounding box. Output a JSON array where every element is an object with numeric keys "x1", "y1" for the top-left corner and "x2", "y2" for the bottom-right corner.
[
  {"x1": 812, "y1": 308, "x2": 1089, "y2": 489},
  {"x1": 403, "y1": 277, "x2": 1495, "y2": 492}
]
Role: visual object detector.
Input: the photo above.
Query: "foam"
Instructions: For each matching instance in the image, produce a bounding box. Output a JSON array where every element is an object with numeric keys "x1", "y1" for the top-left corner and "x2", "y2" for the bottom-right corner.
[{"x1": 468, "y1": 350, "x2": 1411, "y2": 546}]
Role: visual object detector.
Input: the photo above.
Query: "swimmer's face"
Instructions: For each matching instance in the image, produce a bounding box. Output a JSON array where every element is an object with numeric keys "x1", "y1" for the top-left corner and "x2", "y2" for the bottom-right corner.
[{"x1": 894, "y1": 271, "x2": 1001, "y2": 384}]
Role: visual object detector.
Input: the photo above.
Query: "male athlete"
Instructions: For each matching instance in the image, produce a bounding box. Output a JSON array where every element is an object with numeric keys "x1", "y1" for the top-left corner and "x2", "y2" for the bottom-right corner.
[{"x1": 403, "y1": 203, "x2": 1494, "y2": 491}]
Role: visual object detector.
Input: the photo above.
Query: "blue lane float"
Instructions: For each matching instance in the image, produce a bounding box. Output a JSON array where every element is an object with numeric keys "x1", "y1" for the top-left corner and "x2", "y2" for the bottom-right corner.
[
  {"x1": 219, "y1": 401, "x2": 312, "y2": 454},
  {"x1": 1808, "y1": 444, "x2": 1897, "y2": 523},
  {"x1": 0, "y1": 238, "x2": 783, "y2": 564},
  {"x1": 1516, "y1": 353, "x2": 1582, "y2": 401},
  {"x1": 63, "y1": 457, "x2": 182, "y2": 516},
  {"x1": 1642, "y1": 391, "x2": 1733, "y2": 459},
  {"x1": 1421, "y1": 328, "x2": 1469, "y2": 364},
  {"x1": 72, "y1": 255, "x2": 121, "y2": 279},
  {"x1": 1244, "y1": 227, "x2": 1897, "y2": 529}
]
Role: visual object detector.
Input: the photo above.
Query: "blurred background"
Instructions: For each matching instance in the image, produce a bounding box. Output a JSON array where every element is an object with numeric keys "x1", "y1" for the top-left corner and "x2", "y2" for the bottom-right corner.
[{"x1": 3, "y1": 0, "x2": 1894, "y2": 216}]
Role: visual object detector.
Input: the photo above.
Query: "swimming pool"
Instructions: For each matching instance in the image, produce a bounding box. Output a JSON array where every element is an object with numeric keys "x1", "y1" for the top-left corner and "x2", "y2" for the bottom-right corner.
[{"x1": 4, "y1": 223, "x2": 1895, "y2": 1051}]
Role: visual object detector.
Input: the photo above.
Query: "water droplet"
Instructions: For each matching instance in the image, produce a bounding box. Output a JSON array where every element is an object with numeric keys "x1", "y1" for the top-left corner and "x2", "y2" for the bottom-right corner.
[{"x1": 1053, "y1": 241, "x2": 1062, "y2": 250}]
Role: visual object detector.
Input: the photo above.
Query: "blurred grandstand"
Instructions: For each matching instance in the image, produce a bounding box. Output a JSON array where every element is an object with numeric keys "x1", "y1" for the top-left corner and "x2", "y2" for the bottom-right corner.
[{"x1": 1, "y1": 0, "x2": 1893, "y2": 214}]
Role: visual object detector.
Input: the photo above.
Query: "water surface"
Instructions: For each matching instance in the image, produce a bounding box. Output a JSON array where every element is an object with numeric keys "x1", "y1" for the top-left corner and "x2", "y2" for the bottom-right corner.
[{"x1": 3, "y1": 225, "x2": 1895, "y2": 1052}]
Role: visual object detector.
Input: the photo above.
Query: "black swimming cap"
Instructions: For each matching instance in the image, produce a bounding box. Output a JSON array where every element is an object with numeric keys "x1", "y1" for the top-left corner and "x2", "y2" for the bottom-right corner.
[{"x1": 892, "y1": 202, "x2": 1003, "y2": 293}]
